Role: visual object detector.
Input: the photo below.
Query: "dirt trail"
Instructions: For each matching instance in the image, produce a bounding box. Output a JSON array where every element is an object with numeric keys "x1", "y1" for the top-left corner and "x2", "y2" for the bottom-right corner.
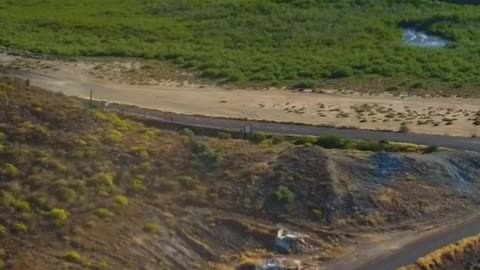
[{"x1": 1, "y1": 53, "x2": 480, "y2": 137}]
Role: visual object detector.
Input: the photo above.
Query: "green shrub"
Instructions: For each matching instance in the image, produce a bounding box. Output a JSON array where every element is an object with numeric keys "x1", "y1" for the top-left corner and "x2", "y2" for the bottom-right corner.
[
  {"x1": 179, "y1": 176, "x2": 198, "y2": 190},
  {"x1": 132, "y1": 179, "x2": 146, "y2": 192},
  {"x1": 423, "y1": 145, "x2": 439, "y2": 154},
  {"x1": 399, "y1": 122, "x2": 410, "y2": 133},
  {"x1": 316, "y1": 135, "x2": 353, "y2": 149},
  {"x1": 94, "y1": 208, "x2": 114, "y2": 219},
  {"x1": 294, "y1": 136, "x2": 317, "y2": 146},
  {"x1": 271, "y1": 135, "x2": 287, "y2": 145},
  {"x1": 15, "y1": 200, "x2": 31, "y2": 213},
  {"x1": 355, "y1": 140, "x2": 385, "y2": 152},
  {"x1": 0, "y1": 225, "x2": 6, "y2": 235},
  {"x1": 94, "y1": 173, "x2": 114, "y2": 187},
  {"x1": 2, "y1": 163, "x2": 18, "y2": 177},
  {"x1": 105, "y1": 129, "x2": 123, "y2": 143},
  {"x1": 63, "y1": 251, "x2": 81, "y2": 263},
  {"x1": 273, "y1": 185, "x2": 295, "y2": 205},
  {"x1": 293, "y1": 80, "x2": 316, "y2": 89},
  {"x1": 90, "y1": 260, "x2": 109, "y2": 270},
  {"x1": 180, "y1": 128, "x2": 195, "y2": 137},
  {"x1": 130, "y1": 146, "x2": 149, "y2": 159},
  {"x1": 143, "y1": 223, "x2": 162, "y2": 235},
  {"x1": 217, "y1": 132, "x2": 232, "y2": 140},
  {"x1": 249, "y1": 132, "x2": 267, "y2": 144},
  {"x1": 49, "y1": 208, "x2": 70, "y2": 226},
  {"x1": 56, "y1": 187, "x2": 78, "y2": 204},
  {"x1": 190, "y1": 140, "x2": 224, "y2": 170},
  {"x1": 14, "y1": 222, "x2": 28, "y2": 234},
  {"x1": 114, "y1": 195, "x2": 129, "y2": 206}
]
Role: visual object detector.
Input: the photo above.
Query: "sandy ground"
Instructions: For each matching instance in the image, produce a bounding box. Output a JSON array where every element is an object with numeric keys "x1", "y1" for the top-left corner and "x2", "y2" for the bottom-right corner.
[{"x1": 2, "y1": 54, "x2": 480, "y2": 137}]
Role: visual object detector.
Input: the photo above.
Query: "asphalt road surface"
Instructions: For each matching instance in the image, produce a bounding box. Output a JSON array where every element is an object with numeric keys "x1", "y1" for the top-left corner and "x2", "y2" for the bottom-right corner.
[{"x1": 106, "y1": 103, "x2": 480, "y2": 153}]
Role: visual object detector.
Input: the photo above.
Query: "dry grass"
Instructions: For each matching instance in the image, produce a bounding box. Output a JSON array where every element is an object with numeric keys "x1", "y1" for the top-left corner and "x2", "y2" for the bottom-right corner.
[{"x1": 398, "y1": 234, "x2": 480, "y2": 270}]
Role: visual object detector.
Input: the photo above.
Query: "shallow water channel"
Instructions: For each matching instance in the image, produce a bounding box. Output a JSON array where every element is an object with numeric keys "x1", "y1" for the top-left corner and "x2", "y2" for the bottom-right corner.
[{"x1": 402, "y1": 28, "x2": 448, "y2": 47}]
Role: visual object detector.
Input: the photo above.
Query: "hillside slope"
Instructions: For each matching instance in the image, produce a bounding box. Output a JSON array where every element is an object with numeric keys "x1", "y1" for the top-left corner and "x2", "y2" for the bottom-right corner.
[{"x1": 1, "y1": 78, "x2": 480, "y2": 269}]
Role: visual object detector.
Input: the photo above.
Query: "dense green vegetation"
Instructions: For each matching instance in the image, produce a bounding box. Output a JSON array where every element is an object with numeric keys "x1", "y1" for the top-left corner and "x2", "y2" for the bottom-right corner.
[
  {"x1": 248, "y1": 132, "x2": 437, "y2": 153},
  {"x1": 2, "y1": 0, "x2": 480, "y2": 93}
]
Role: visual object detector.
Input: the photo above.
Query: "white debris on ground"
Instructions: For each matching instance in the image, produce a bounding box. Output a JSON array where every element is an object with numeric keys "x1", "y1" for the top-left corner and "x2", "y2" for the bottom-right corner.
[
  {"x1": 256, "y1": 258, "x2": 320, "y2": 270},
  {"x1": 274, "y1": 229, "x2": 315, "y2": 254}
]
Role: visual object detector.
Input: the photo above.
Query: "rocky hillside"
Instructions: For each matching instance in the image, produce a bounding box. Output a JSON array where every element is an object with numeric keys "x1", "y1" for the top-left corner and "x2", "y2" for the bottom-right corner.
[{"x1": 1, "y1": 78, "x2": 480, "y2": 270}]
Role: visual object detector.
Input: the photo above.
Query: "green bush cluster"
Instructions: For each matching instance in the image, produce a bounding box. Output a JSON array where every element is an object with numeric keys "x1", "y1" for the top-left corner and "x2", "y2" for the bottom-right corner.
[
  {"x1": 273, "y1": 185, "x2": 295, "y2": 205},
  {"x1": 63, "y1": 251, "x2": 81, "y2": 263},
  {"x1": 190, "y1": 140, "x2": 224, "y2": 170},
  {"x1": 94, "y1": 208, "x2": 114, "y2": 219},
  {"x1": 114, "y1": 195, "x2": 129, "y2": 206},
  {"x1": 49, "y1": 208, "x2": 70, "y2": 226},
  {"x1": 14, "y1": 222, "x2": 28, "y2": 234},
  {"x1": 143, "y1": 223, "x2": 162, "y2": 235}
]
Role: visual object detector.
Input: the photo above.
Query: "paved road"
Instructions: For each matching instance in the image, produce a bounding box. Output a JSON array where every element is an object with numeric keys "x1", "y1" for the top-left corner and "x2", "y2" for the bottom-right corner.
[{"x1": 107, "y1": 103, "x2": 480, "y2": 152}]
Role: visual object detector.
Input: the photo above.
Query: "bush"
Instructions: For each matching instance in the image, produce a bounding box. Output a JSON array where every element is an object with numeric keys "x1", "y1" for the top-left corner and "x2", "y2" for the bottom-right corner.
[
  {"x1": 132, "y1": 179, "x2": 146, "y2": 192},
  {"x1": 114, "y1": 195, "x2": 129, "y2": 206},
  {"x1": 356, "y1": 140, "x2": 385, "y2": 152},
  {"x1": 273, "y1": 185, "x2": 295, "y2": 205},
  {"x1": 410, "y1": 81, "x2": 424, "y2": 89},
  {"x1": 95, "y1": 173, "x2": 114, "y2": 187},
  {"x1": 190, "y1": 140, "x2": 224, "y2": 170},
  {"x1": 180, "y1": 128, "x2": 195, "y2": 137},
  {"x1": 15, "y1": 200, "x2": 31, "y2": 213},
  {"x1": 249, "y1": 132, "x2": 267, "y2": 144},
  {"x1": 143, "y1": 223, "x2": 162, "y2": 235},
  {"x1": 316, "y1": 135, "x2": 353, "y2": 149},
  {"x1": 294, "y1": 136, "x2": 318, "y2": 146},
  {"x1": 56, "y1": 187, "x2": 78, "y2": 204},
  {"x1": 130, "y1": 146, "x2": 149, "y2": 159},
  {"x1": 2, "y1": 163, "x2": 18, "y2": 177},
  {"x1": 329, "y1": 66, "x2": 353, "y2": 79},
  {"x1": 64, "y1": 251, "x2": 81, "y2": 263},
  {"x1": 14, "y1": 222, "x2": 28, "y2": 234},
  {"x1": 399, "y1": 122, "x2": 410, "y2": 133},
  {"x1": 105, "y1": 129, "x2": 123, "y2": 143},
  {"x1": 94, "y1": 208, "x2": 114, "y2": 219},
  {"x1": 423, "y1": 145, "x2": 439, "y2": 153},
  {"x1": 217, "y1": 132, "x2": 232, "y2": 140},
  {"x1": 293, "y1": 80, "x2": 316, "y2": 89},
  {"x1": 271, "y1": 135, "x2": 287, "y2": 145},
  {"x1": 179, "y1": 176, "x2": 198, "y2": 190},
  {"x1": 49, "y1": 208, "x2": 70, "y2": 226}
]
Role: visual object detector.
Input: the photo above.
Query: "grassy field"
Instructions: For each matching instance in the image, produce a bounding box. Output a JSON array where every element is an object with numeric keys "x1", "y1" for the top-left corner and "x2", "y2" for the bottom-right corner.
[{"x1": 2, "y1": 0, "x2": 480, "y2": 93}]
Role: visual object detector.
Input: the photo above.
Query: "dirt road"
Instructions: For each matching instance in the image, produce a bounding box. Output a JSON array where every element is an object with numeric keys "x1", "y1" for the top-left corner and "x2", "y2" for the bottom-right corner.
[
  {"x1": 353, "y1": 214, "x2": 480, "y2": 270},
  {"x1": 1, "y1": 53, "x2": 480, "y2": 137}
]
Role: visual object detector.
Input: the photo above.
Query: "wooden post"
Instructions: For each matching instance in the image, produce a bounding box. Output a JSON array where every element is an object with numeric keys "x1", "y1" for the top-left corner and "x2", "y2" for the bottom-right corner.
[{"x1": 89, "y1": 88, "x2": 93, "y2": 108}]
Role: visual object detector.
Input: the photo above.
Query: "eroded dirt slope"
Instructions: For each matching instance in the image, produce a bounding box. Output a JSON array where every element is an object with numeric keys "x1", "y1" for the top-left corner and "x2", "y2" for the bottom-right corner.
[{"x1": 1, "y1": 78, "x2": 480, "y2": 270}]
